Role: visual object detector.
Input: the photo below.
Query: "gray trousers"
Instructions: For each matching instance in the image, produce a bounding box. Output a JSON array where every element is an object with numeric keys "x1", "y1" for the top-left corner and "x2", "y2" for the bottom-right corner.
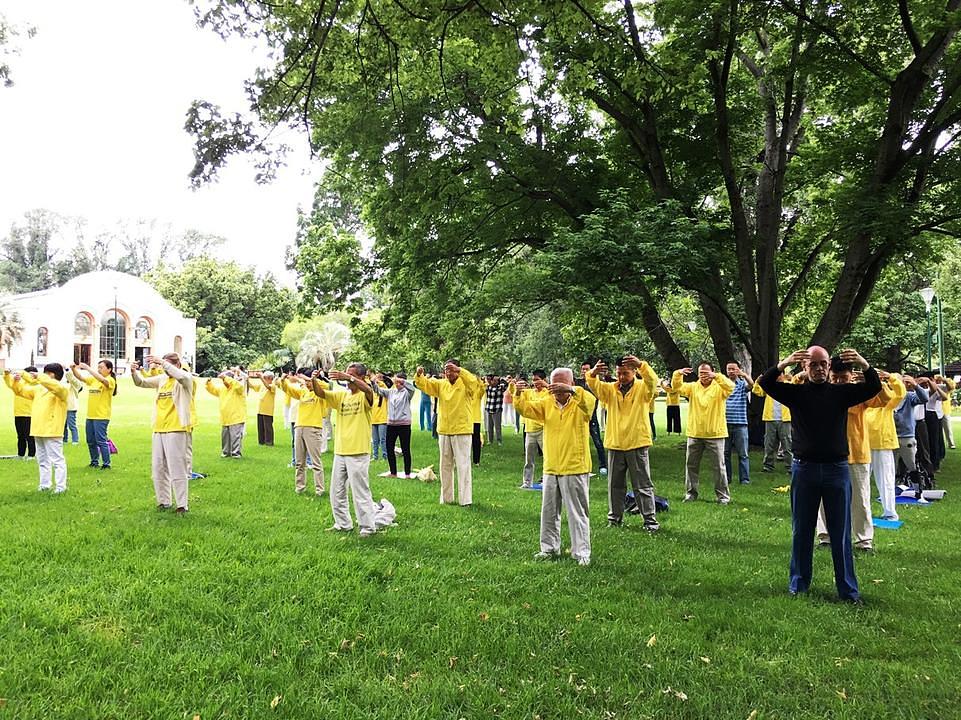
[
  {"x1": 685, "y1": 437, "x2": 729, "y2": 502},
  {"x1": 330, "y1": 454, "x2": 376, "y2": 532},
  {"x1": 943, "y1": 414, "x2": 955, "y2": 449},
  {"x1": 763, "y1": 421, "x2": 792, "y2": 469},
  {"x1": 541, "y1": 473, "x2": 591, "y2": 561},
  {"x1": 607, "y1": 447, "x2": 657, "y2": 527},
  {"x1": 485, "y1": 409, "x2": 503, "y2": 444},
  {"x1": 294, "y1": 425, "x2": 326, "y2": 494},
  {"x1": 523, "y1": 430, "x2": 544, "y2": 486},
  {"x1": 152, "y1": 431, "x2": 191, "y2": 510},
  {"x1": 895, "y1": 436, "x2": 917, "y2": 473},
  {"x1": 221, "y1": 423, "x2": 244, "y2": 457}
]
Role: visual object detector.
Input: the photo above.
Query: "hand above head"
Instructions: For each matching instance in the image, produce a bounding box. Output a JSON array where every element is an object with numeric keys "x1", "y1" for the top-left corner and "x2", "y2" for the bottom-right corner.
[
  {"x1": 620, "y1": 354, "x2": 641, "y2": 370},
  {"x1": 838, "y1": 349, "x2": 869, "y2": 369},
  {"x1": 416, "y1": 366, "x2": 425, "y2": 376},
  {"x1": 677, "y1": 367, "x2": 693, "y2": 376},
  {"x1": 591, "y1": 360, "x2": 608, "y2": 377},
  {"x1": 778, "y1": 350, "x2": 810, "y2": 370},
  {"x1": 548, "y1": 382, "x2": 574, "y2": 395},
  {"x1": 699, "y1": 368, "x2": 715, "y2": 381},
  {"x1": 329, "y1": 370, "x2": 351, "y2": 381},
  {"x1": 513, "y1": 379, "x2": 528, "y2": 392},
  {"x1": 532, "y1": 378, "x2": 548, "y2": 391},
  {"x1": 877, "y1": 370, "x2": 891, "y2": 381}
]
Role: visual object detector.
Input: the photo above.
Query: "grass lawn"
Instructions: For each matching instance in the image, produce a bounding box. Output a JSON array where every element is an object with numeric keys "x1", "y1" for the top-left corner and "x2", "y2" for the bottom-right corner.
[{"x1": 0, "y1": 387, "x2": 958, "y2": 719}]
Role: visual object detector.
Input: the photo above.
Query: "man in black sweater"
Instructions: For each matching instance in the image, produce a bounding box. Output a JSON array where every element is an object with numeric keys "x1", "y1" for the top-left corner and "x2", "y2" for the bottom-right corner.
[{"x1": 759, "y1": 346, "x2": 881, "y2": 604}]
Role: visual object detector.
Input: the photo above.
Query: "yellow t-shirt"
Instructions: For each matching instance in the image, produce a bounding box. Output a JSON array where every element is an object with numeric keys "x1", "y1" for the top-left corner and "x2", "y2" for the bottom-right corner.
[
  {"x1": 371, "y1": 381, "x2": 389, "y2": 425},
  {"x1": 206, "y1": 378, "x2": 247, "y2": 426},
  {"x1": 83, "y1": 374, "x2": 116, "y2": 420},
  {"x1": 672, "y1": 371, "x2": 735, "y2": 439},
  {"x1": 586, "y1": 362, "x2": 658, "y2": 450},
  {"x1": 283, "y1": 381, "x2": 328, "y2": 428},
  {"x1": 326, "y1": 388, "x2": 373, "y2": 456},
  {"x1": 249, "y1": 378, "x2": 277, "y2": 417},
  {"x1": 514, "y1": 387, "x2": 596, "y2": 475},
  {"x1": 414, "y1": 368, "x2": 481, "y2": 435},
  {"x1": 155, "y1": 377, "x2": 193, "y2": 433},
  {"x1": 664, "y1": 386, "x2": 681, "y2": 406}
]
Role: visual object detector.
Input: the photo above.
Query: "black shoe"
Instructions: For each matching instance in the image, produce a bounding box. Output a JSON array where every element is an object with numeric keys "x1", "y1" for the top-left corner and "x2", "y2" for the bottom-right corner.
[
  {"x1": 843, "y1": 597, "x2": 864, "y2": 607},
  {"x1": 157, "y1": 504, "x2": 172, "y2": 511},
  {"x1": 89, "y1": 462, "x2": 99, "y2": 468},
  {"x1": 100, "y1": 465, "x2": 111, "y2": 470}
]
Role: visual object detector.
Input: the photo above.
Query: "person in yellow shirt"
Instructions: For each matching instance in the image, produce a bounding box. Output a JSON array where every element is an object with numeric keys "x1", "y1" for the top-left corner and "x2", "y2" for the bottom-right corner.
[
  {"x1": 518, "y1": 370, "x2": 550, "y2": 489},
  {"x1": 586, "y1": 355, "x2": 660, "y2": 530},
  {"x1": 131, "y1": 353, "x2": 195, "y2": 513},
  {"x1": 4, "y1": 366, "x2": 38, "y2": 459},
  {"x1": 279, "y1": 371, "x2": 328, "y2": 496},
  {"x1": 865, "y1": 371, "x2": 906, "y2": 520},
  {"x1": 369, "y1": 374, "x2": 389, "y2": 460},
  {"x1": 312, "y1": 363, "x2": 377, "y2": 535},
  {"x1": 661, "y1": 379, "x2": 682, "y2": 435},
  {"x1": 672, "y1": 363, "x2": 735, "y2": 503},
  {"x1": 816, "y1": 359, "x2": 892, "y2": 552},
  {"x1": 937, "y1": 375, "x2": 956, "y2": 450},
  {"x1": 513, "y1": 368, "x2": 597, "y2": 565},
  {"x1": 752, "y1": 374, "x2": 793, "y2": 472},
  {"x1": 248, "y1": 370, "x2": 278, "y2": 446},
  {"x1": 206, "y1": 370, "x2": 247, "y2": 458},
  {"x1": 415, "y1": 359, "x2": 482, "y2": 506},
  {"x1": 63, "y1": 367, "x2": 83, "y2": 445},
  {"x1": 648, "y1": 378, "x2": 660, "y2": 441},
  {"x1": 71, "y1": 359, "x2": 118, "y2": 470},
  {"x1": 12, "y1": 363, "x2": 68, "y2": 492}
]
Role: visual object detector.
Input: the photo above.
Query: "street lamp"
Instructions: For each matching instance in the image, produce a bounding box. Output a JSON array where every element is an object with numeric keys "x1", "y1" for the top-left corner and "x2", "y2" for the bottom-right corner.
[
  {"x1": 113, "y1": 286, "x2": 119, "y2": 369},
  {"x1": 920, "y1": 287, "x2": 935, "y2": 370}
]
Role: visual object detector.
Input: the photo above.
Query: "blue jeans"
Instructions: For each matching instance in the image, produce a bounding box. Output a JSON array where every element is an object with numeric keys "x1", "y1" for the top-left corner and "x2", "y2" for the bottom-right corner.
[
  {"x1": 725, "y1": 425, "x2": 750, "y2": 483},
  {"x1": 790, "y1": 459, "x2": 859, "y2": 600},
  {"x1": 371, "y1": 424, "x2": 387, "y2": 458},
  {"x1": 63, "y1": 410, "x2": 79, "y2": 443},
  {"x1": 86, "y1": 419, "x2": 111, "y2": 467},
  {"x1": 419, "y1": 399, "x2": 433, "y2": 431}
]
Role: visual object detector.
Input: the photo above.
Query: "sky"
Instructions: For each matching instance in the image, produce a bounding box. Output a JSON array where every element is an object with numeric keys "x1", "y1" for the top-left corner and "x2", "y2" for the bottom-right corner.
[{"x1": 0, "y1": 1, "x2": 321, "y2": 284}]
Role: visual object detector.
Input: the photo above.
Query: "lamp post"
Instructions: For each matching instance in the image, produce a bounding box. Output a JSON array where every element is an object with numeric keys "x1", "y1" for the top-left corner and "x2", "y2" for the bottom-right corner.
[
  {"x1": 920, "y1": 287, "x2": 935, "y2": 370},
  {"x1": 113, "y1": 286, "x2": 119, "y2": 369},
  {"x1": 937, "y1": 295, "x2": 946, "y2": 375}
]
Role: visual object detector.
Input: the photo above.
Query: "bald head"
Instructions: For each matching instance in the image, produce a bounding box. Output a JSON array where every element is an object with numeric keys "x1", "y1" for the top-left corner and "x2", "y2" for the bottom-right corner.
[{"x1": 806, "y1": 345, "x2": 829, "y2": 383}]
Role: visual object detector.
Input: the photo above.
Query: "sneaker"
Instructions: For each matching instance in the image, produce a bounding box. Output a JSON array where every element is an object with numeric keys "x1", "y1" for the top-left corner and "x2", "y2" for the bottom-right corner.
[
  {"x1": 844, "y1": 597, "x2": 865, "y2": 607},
  {"x1": 325, "y1": 525, "x2": 353, "y2": 532},
  {"x1": 599, "y1": 468, "x2": 608, "y2": 475},
  {"x1": 175, "y1": 507, "x2": 188, "y2": 515},
  {"x1": 576, "y1": 557, "x2": 591, "y2": 566},
  {"x1": 762, "y1": 466, "x2": 774, "y2": 473},
  {"x1": 683, "y1": 493, "x2": 697, "y2": 502},
  {"x1": 644, "y1": 523, "x2": 660, "y2": 533},
  {"x1": 519, "y1": 483, "x2": 533, "y2": 489},
  {"x1": 817, "y1": 541, "x2": 831, "y2": 550},
  {"x1": 53, "y1": 488, "x2": 66, "y2": 494},
  {"x1": 533, "y1": 550, "x2": 559, "y2": 560},
  {"x1": 739, "y1": 479, "x2": 750, "y2": 485},
  {"x1": 100, "y1": 465, "x2": 111, "y2": 471},
  {"x1": 89, "y1": 462, "x2": 99, "y2": 468},
  {"x1": 854, "y1": 545, "x2": 875, "y2": 555},
  {"x1": 718, "y1": 498, "x2": 730, "y2": 505},
  {"x1": 38, "y1": 486, "x2": 51, "y2": 492},
  {"x1": 157, "y1": 504, "x2": 172, "y2": 511},
  {"x1": 359, "y1": 528, "x2": 376, "y2": 538},
  {"x1": 607, "y1": 518, "x2": 623, "y2": 527}
]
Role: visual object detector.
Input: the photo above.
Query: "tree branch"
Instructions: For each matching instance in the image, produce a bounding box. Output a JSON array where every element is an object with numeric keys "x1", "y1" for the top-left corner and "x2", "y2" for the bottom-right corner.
[{"x1": 898, "y1": 0, "x2": 923, "y2": 54}]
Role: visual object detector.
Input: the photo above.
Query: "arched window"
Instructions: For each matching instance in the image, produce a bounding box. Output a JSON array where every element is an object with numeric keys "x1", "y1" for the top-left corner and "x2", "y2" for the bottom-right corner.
[
  {"x1": 74, "y1": 312, "x2": 93, "y2": 337},
  {"x1": 174, "y1": 335, "x2": 183, "y2": 354},
  {"x1": 99, "y1": 310, "x2": 127, "y2": 359},
  {"x1": 37, "y1": 327, "x2": 48, "y2": 356},
  {"x1": 134, "y1": 318, "x2": 152, "y2": 343}
]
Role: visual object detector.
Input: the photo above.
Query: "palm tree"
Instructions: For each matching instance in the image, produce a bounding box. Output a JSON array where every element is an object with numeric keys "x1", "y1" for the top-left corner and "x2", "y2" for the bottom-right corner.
[
  {"x1": 0, "y1": 298, "x2": 24, "y2": 360},
  {"x1": 296, "y1": 322, "x2": 351, "y2": 370}
]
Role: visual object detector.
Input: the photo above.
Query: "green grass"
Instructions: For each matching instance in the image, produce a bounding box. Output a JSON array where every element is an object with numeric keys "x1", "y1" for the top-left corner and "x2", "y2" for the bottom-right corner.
[{"x1": 0, "y1": 388, "x2": 959, "y2": 719}]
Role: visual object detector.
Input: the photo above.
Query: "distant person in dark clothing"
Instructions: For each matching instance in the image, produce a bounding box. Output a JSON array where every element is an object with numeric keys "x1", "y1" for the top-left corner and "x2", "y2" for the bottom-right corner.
[{"x1": 759, "y1": 346, "x2": 881, "y2": 605}]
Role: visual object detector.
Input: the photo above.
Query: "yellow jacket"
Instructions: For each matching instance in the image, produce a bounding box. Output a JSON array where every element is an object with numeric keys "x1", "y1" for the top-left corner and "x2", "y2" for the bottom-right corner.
[
  {"x1": 512, "y1": 387, "x2": 550, "y2": 433},
  {"x1": 4, "y1": 371, "x2": 37, "y2": 417},
  {"x1": 648, "y1": 382, "x2": 660, "y2": 413},
  {"x1": 15, "y1": 374, "x2": 68, "y2": 438},
  {"x1": 514, "y1": 387, "x2": 596, "y2": 475},
  {"x1": 248, "y1": 378, "x2": 277, "y2": 417},
  {"x1": 586, "y1": 361, "x2": 658, "y2": 450},
  {"x1": 752, "y1": 384, "x2": 792, "y2": 422},
  {"x1": 206, "y1": 376, "x2": 247, "y2": 426},
  {"x1": 371, "y1": 380, "x2": 389, "y2": 425},
  {"x1": 865, "y1": 375, "x2": 907, "y2": 450},
  {"x1": 672, "y1": 371, "x2": 735, "y2": 439},
  {"x1": 944, "y1": 378, "x2": 956, "y2": 416},
  {"x1": 415, "y1": 368, "x2": 481, "y2": 435},
  {"x1": 847, "y1": 383, "x2": 894, "y2": 464},
  {"x1": 662, "y1": 383, "x2": 680, "y2": 407}
]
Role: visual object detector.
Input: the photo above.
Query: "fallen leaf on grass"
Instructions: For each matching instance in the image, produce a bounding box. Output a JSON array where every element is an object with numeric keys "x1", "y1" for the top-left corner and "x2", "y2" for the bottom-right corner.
[
  {"x1": 270, "y1": 695, "x2": 282, "y2": 709},
  {"x1": 479, "y1": 612, "x2": 490, "y2": 622},
  {"x1": 699, "y1": 656, "x2": 711, "y2": 664},
  {"x1": 872, "y1": 578, "x2": 884, "y2": 584},
  {"x1": 646, "y1": 634, "x2": 657, "y2": 647},
  {"x1": 773, "y1": 485, "x2": 790, "y2": 493},
  {"x1": 747, "y1": 711, "x2": 758, "y2": 720},
  {"x1": 449, "y1": 656, "x2": 459, "y2": 669},
  {"x1": 662, "y1": 686, "x2": 688, "y2": 701},
  {"x1": 0, "y1": 700, "x2": 7, "y2": 709},
  {"x1": 836, "y1": 688, "x2": 847, "y2": 701},
  {"x1": 193, "y1": 715, "x2": 200, "y2": 720}
]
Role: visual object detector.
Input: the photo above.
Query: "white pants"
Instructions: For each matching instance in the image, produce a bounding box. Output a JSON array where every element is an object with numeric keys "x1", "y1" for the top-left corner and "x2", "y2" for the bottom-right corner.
[
  {"x1": 36, "y1": 437, "x2": 66, "y2": 491},
  {"x1": 541, "y1": 473, "x2": 591, "y2": 561},
  {"x1": 330, "y1": 454, "x2": 376, "y2": 532},
  {"x1": 152, "y1": 431, "x2": 191, "y2": 510},
  {"x1": 439, "y1": 434, "x2": 472, "y2": 505},
  {"x1": 871, "y1": 448, "x2": 897, "y2": 520},
  {"x1": 817, "y1": 462, "x2": 874, "y2": 549}
]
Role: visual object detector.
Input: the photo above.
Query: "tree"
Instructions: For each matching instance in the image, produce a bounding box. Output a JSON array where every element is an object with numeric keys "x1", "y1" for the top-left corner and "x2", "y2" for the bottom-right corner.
[
  {"x1": 0, "y1": 12, "x2": 35, "y2": 89},
  {"x1": 0, "y1": 296, "x2": 24, "y2": 358},
  {"x1": 295, "y1": 322, "x2": 351, "y2": 370},
  {"x1": 147, "y1": 258, "x2": 296, "y2": 372},
  {"x1": 190, "y1": 0, "x2": 961, "y2": 370}
]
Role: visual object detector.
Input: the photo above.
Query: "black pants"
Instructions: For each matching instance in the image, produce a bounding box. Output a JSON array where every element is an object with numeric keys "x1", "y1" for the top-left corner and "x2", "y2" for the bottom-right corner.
[
  {"x1": 472, "y1": 422, "x2": 482, "y2": 465},
  {"x1": 925, "y1": 411, "x2": 944, "y2": 471},
  {"x1": 15, "y1": 416, "x2": 35, "y2": 457},
  {"x1": 589, "y1": 416, "x2": 606, "y2": 469},
  {"x1": 257, "y1": 414, "x2": 274, "y2": 445},
  {"x1": 649, "y1": 413, "x2": 656, "y2": 441},
  {"x1": 666, "y1": 405, "x2": 681, "y2": 434},
  {"x1": 386, "y1": 425, "x2": 412, "y2": 476},
  {"x1": 914, "y1": 419, "x2": 935, "y2": 477}
]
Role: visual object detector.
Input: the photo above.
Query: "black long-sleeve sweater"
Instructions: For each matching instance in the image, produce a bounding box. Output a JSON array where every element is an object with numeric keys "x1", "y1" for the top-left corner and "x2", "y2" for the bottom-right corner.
[{"x1": 758, "y1": 366, "x2": 882, "y2": 462}]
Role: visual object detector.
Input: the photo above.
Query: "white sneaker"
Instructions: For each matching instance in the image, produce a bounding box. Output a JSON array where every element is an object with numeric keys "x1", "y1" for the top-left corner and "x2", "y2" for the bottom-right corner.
[
  {"x1": 533, "y1": 550, "x2": 558, "y2": 560},
  {"x1": 53, "y1": 488, "x2": 67, "y2": 494},
  {"x1": 599, "y1": 468, "x2": 608, "y2": 475},
  {"x1": 359, "y1": 528, "x2": 376, "y2": 538},
  {"x1": 576, "y1": 557, "x2": 591, "y2": 566}
]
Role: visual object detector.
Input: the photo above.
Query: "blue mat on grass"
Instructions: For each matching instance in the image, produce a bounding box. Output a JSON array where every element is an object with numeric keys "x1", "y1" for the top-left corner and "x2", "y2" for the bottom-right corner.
[
  {"x1": 895, "y1": 495, "x2": 930, "y2": 505},
  {"x1": 530, "y1": 482, "x2": 543, "y2": 491},
  {"x1": 872, "y1": 517, "x2": 903, "y2": 529}
]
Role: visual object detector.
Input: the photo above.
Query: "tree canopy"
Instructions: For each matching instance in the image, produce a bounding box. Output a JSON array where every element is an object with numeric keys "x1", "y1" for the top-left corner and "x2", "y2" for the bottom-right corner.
[{"x1": 190, "y1": 0, "x2": 961, "y2": 371}]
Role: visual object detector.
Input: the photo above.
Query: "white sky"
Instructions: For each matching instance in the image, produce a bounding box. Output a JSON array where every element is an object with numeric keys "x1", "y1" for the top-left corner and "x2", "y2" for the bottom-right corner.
[{"x1": 0, "y1": 0, "x2": 321, "y2": 284}]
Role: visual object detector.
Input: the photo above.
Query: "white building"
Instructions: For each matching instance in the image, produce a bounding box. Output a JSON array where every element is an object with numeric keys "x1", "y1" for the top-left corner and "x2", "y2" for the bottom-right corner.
[{"x1": 1, "y1": 270, "x2": 196, "y2": 372}]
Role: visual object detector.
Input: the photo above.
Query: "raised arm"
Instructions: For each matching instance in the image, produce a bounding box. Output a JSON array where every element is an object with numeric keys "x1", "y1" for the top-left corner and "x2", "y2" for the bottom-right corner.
[
  {"x1": 35, "y1": 372, "x2": 68, "y2": 401},
  {"x1": 131, "y1": 362, "x2": 164, "y2": 389}
]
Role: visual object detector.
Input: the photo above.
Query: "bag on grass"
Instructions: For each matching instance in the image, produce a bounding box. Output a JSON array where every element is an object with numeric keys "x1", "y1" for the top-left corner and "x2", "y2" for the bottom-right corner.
[
  {"x1": 107, "y1": 438, "x2": 118, "y2": 454},
  {"x1": 374, "y1": 498, "x2": 397, "y2": 528}
]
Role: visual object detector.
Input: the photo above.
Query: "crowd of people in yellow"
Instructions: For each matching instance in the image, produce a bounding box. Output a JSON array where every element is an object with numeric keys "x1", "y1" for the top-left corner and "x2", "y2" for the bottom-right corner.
[{"x1": 2, "y1": 347, "x2": 957, "y2": 602}]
